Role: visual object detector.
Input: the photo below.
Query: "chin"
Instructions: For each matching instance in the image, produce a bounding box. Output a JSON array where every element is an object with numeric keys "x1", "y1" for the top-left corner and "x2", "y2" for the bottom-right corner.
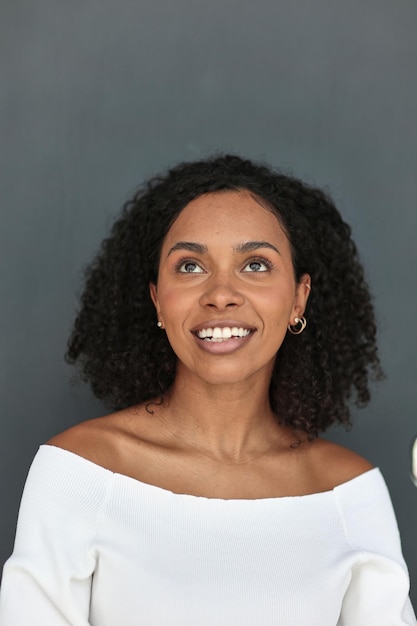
[{"x1": 189, "y1": 363, "x2": 272, "y2": 388}]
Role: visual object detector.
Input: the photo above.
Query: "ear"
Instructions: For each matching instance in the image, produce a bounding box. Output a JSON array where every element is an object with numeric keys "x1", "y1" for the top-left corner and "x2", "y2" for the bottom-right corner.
[
  {"x1": 149, "y1": 283, "x2": 165, "y2": 329},
  {"x1": 149, "y1": 283, "x2": 159, "y2": 312},
  {"x1": 290, "y1": 274, "x2": 311, "y2": 323}
]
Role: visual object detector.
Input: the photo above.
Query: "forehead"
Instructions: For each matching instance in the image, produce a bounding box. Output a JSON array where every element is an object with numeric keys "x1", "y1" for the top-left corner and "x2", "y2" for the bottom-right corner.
[{"x1": 162, "y1": 190, "x2": 289, "y2": 250}]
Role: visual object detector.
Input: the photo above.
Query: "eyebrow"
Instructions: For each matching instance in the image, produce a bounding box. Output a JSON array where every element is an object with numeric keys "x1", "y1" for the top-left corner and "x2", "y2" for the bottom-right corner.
[
  {"x1": 167, "y1": 241, "x2": 208, "y2": 257},
  {"x1": 166, "y1": 240, "x2": 280, "y2": 257},
  {"x1": 233, "y1": 241, "x2": 281, "y2": 255}
]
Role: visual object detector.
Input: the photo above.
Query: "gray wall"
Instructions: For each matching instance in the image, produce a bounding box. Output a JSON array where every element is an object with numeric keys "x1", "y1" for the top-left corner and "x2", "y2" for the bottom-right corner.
[{"x1": 1, "y1": 0, "x2": 416, "y2": 605}]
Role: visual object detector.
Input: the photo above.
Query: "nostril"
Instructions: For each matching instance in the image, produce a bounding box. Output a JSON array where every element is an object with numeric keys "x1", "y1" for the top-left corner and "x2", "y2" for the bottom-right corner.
[
  {"x1": 200, "y1": 285, "x2": 245, "y2": 309},
  {"x1": 206, "y1": 301, "x2": 237, "y2": 309}
]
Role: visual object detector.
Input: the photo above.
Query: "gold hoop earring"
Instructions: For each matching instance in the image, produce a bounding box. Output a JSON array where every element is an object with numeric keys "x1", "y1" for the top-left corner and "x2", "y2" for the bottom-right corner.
[{"x1": 288, "y1": 316, "x2": 307, "y2": 335}]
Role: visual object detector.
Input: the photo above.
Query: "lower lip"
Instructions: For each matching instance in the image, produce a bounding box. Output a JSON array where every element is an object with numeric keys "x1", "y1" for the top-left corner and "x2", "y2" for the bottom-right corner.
[{"x1": 192, "y1": 332, "x2": 254, "y2": 354}]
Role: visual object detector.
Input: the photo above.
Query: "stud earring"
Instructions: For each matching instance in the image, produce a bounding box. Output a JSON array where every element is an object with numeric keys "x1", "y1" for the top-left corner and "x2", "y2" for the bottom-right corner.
[
  {"x1": 157, "y1": 321, "x2": 163, "y2": 328},
  {"x1": 288, "y1": 316, "x2": 307, "y2": 335}
]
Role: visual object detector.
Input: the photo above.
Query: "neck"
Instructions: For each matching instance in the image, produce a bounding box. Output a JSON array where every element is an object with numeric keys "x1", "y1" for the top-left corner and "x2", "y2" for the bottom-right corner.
[{"x1": 156, "y1": 370, "x2": 290, "y2": 463}]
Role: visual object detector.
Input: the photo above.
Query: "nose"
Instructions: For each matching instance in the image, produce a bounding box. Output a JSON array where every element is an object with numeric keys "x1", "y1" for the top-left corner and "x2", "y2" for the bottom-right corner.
[{"x1": 199, "y1": 272, "x2": 245, "y2": 310}]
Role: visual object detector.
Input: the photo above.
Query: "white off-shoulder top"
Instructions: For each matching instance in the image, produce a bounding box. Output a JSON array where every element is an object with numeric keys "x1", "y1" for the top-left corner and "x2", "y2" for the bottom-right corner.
[{"x1": 0, "y1": 444, "x2": 415, "y2": 625}]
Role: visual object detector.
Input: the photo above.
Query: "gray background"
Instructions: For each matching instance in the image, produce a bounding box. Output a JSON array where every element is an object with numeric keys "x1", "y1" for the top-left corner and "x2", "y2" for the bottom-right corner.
[{"x1": 1, "y1": 0, "x2": 416, "y2": 607}]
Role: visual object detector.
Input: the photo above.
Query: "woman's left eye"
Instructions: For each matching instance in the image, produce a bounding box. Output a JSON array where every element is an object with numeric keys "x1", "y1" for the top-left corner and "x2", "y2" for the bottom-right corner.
[
  {"x1": 177, "y1": 261, "x2": 204, "y2": 273},
  {"x1": 242, "y1": 259, "x2": 270, "y2": 272}
]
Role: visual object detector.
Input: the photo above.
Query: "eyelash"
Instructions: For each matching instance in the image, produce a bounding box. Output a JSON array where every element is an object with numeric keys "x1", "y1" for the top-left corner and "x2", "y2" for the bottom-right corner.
[
  {"x1": 242, "y1": 256, "x2": 274, "y2": 272},
  {"x1": 173, "y1": 258, "x2": 205, "y2": 273},
  {"x1": 173, "y1": 256, "x2": 274, "y2": 274}
]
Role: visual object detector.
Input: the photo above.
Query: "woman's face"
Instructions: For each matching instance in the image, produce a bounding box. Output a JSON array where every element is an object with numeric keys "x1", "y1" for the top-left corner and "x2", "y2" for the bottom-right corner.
[{"x1": 150, "y1": 190, "x2": 310, "y2": 388}]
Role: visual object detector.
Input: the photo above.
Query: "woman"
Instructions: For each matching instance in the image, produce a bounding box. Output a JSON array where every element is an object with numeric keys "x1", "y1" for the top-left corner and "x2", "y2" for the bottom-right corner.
[{"x1": 0, "y1": 154, "x2": 415, "y2": 625}]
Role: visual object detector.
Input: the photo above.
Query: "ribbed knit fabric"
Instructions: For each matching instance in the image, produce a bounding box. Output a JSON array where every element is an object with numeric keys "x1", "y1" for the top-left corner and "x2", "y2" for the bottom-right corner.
[{"x1": 0, "y1": 445, "x2": 415, "y2": 625}]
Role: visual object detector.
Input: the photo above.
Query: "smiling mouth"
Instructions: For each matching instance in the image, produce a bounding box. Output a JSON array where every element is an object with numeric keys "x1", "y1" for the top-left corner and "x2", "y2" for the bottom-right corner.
[{"x1": 194, "y1": 327, "x2": 253, "y2": 342}]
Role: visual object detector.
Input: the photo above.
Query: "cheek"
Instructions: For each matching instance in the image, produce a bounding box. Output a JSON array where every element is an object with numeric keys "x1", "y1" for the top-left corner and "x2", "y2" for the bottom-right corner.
[
  {"x1": 157, "y1": 285, "x2": 193, "y2": 328},
  {"x1": 263, "y1": 286, "x2": 295, "y2": 316}
]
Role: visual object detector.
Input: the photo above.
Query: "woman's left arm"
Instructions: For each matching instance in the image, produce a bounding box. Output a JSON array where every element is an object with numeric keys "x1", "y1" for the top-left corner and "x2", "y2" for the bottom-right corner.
[{"x1": 335, "y1": 469, "x2": 416, "y2": 626}]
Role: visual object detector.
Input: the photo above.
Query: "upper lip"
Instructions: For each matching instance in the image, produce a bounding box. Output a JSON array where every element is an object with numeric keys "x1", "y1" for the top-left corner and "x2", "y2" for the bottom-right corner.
[{"x1": 190, "y1": 320, "x2": 256, "y2": 333}]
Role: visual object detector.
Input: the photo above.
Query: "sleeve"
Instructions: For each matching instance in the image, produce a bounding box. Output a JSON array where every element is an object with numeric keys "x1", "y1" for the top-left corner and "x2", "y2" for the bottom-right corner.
[
  {"x1": 0, "y1": 445, "x2": 112, "y2": 626},
  {"x1": 334, "y1": 469, "x2": 416, "y2": 626}
]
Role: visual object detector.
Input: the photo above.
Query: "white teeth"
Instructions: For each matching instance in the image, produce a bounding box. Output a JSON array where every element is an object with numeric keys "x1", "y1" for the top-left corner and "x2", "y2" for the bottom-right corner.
[{"x1": 196, "y1": 326, "x2": 251, "y2": 341}]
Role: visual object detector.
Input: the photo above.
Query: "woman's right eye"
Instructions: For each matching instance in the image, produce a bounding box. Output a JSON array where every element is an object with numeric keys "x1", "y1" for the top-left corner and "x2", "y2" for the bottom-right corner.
[{"x1": 177, "y1": 261, "x2": 204, "y2": 273}]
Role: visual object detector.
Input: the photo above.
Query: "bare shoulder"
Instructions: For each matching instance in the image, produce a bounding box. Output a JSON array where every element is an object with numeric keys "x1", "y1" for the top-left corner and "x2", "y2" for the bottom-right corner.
[
  {"x1": 46, "y1": 405, "x2": 152, "y2": 472},
  {"x1": 306, "y1": 438, "x2": 374, "y2": 492}
]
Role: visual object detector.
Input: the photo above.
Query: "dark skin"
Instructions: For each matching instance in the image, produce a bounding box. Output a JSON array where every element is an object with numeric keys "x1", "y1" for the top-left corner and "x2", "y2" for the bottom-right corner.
[
  {"x1": 48, "y1": 405, "x2": 372, "y2": 499},
  {"x1": 49, "y1": 191, "x2": 373, "y2": 499}
]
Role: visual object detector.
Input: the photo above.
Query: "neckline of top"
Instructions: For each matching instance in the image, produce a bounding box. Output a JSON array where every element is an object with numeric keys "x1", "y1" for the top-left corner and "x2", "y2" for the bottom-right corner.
[{"x1": 41, "y1": 443, "x2": 379, "y2": 503}]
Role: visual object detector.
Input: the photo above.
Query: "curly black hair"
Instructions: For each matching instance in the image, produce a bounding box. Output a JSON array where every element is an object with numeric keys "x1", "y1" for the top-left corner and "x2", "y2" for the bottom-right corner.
[{"x1": 66, "y1": 154, "x2": 383, "y2": 438}]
